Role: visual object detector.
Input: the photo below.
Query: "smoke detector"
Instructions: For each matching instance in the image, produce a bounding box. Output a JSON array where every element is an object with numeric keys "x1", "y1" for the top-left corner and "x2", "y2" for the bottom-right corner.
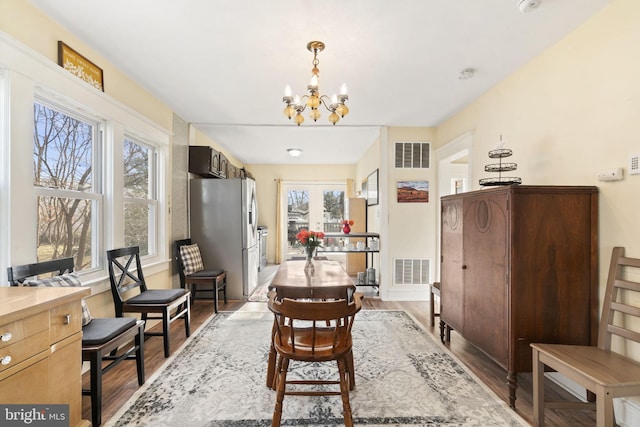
[
  {"x1": 458, "y1": 68, "x2": 475, "y2": 80},
  {"x1": 518, "y1": 0, "x2": 542, "y2": 13}
]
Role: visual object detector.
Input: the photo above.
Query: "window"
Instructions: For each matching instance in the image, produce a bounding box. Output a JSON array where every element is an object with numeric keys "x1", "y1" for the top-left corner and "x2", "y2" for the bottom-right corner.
[
  {"x1": 123, "y1": 137, "x2": 157, "y2": 256},
  {"x1": 4, "y1": 35, "x2": 170, "y2": 284},
  {"x1": 33, "y1": 101, "x2": 102, "y2": 271}
]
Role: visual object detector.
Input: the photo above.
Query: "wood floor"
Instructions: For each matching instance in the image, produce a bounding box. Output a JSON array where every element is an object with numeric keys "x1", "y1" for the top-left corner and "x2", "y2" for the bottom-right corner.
[{"x1": 86, "y1": 297, "x2": 598, "y2": 426}]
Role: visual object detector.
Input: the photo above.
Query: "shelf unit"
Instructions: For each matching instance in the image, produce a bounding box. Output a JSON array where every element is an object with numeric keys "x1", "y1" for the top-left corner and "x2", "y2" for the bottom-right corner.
[{"x1": 316, "y1": 232, "x2": 380, "y2": 289}]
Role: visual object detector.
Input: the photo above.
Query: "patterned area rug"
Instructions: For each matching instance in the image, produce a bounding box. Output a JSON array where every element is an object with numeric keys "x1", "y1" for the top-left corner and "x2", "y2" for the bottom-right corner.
[{"x1": 105, "y1": 310, "x2": 528, "y2": 427}]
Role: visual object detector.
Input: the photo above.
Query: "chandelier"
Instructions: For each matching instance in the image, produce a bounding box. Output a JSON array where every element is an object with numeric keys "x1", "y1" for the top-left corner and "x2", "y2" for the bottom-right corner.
[{"x1": 282, "y1": 41, "x2": 349, "y2": 126}]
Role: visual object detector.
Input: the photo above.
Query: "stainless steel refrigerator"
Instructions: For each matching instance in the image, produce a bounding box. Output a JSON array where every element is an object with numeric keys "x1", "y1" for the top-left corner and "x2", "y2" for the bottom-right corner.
[{"x1": 189, "y1": 178, "x2": 259, "y2": 300}]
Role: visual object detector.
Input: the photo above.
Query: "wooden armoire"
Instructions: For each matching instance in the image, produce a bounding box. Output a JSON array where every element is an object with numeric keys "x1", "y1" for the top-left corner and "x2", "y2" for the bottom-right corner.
[{"x1": 440, "y1": 185, "x2": 598, "y2": 409}]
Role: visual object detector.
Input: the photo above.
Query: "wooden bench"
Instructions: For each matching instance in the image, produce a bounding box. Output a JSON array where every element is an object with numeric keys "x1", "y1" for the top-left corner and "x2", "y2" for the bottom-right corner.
[{"x1": 531, "y1": 247, "x2": 640, "y2": 427}]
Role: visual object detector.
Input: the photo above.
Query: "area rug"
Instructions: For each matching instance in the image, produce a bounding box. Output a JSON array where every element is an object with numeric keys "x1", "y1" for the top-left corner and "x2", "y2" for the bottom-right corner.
[{"x1": 105, "y1": 310, "x2": 528, "y2": 426}]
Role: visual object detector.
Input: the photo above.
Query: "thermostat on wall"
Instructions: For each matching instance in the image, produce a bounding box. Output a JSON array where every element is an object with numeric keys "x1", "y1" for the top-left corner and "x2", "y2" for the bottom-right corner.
[{"x1": 597, "y1": 167, "x2": 624, "y2": 182}]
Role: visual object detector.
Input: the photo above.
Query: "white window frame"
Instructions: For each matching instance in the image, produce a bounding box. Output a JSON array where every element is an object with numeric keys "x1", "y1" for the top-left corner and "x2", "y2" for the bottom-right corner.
[{"x1": 33, "y1": 97, "x2": 105, "y2": 272}]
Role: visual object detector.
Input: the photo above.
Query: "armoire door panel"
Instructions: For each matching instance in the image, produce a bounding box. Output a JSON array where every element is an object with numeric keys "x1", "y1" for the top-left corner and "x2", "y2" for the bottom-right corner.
[
  {"x1": 462, "y1": 196, "x2": 508, "y2": 365},
  {"x1": 440, "y1": 199, "x2": 464, "y2": 331}
]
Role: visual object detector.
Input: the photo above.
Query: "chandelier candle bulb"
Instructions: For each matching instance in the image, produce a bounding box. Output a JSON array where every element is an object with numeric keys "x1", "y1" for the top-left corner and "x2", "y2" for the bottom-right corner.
[{"x1": 340, "y1": 83, "x2": 348, "y2": 95}]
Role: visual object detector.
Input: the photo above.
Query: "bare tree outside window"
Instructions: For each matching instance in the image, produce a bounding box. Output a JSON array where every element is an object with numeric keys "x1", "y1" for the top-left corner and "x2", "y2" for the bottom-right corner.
[
  {"x1": 124, "y1": 138, "x2": 156, "y2": 256},
  {"x1": 33, "y1": 102, "x2": 97, "y2": 270}
]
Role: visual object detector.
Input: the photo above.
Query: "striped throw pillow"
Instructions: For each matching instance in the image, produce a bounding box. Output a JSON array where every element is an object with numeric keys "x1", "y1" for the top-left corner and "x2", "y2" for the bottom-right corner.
[
  {"x1": 180, "y1": 243, "x2": 204, "y2": 275},
  {"x1": 27, "y1": 273, "x2": 92, "y2": 326}
]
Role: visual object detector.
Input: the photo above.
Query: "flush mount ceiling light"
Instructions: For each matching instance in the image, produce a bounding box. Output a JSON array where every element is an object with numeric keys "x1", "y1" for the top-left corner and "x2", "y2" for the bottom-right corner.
[
  {"x1": 282, "y1": 41, "x2": 350, "y2": 126},
  {"x1": 458, "y1": 68, "x2": 475, "y2": 80},
  {"x1": 518, "y1": 0, "x2": 542, "y2": 13},
  {"x1": 287, "y1": 148, "x2": 303, "y2": 157}
]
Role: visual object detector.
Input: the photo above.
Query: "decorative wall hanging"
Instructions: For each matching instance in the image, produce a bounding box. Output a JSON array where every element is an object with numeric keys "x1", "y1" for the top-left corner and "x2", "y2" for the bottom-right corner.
[
  {"x1": 58, "y1": 41, "x2": 104, "y2": 91},
  {"x1": 397, "y1": 181, "x2": 429, "y2": 203}
]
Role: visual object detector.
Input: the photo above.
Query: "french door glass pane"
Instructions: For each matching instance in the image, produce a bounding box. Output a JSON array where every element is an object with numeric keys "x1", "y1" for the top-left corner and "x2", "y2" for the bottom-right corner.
[
  {"x1": 285, "y1": 186, "x2": 345, "y2": 260},
  {"x1": 287, "y1": 190, "x2": 309, "y2": 258}
]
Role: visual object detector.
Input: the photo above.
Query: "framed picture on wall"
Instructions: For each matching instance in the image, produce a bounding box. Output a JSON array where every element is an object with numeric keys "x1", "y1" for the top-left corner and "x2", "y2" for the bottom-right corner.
[
  {"x1": 397, "y1": 180, "x2": 429, "y2": 203},
  {"x1": 367, "y1": 169, "x2": 379, "y2": 206},
  {"x1": 57, "y1": 41, "x2": 104, "y2": 91}
]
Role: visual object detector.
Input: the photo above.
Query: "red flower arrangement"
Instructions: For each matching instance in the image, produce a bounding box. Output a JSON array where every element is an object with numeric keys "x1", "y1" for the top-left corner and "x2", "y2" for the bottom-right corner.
[
  {"x1": 341, "y1": 219, "x2": 354, "y2": 234},
  {"x1": 296, "y1": 229, "x2": 325, "y2": 258}
]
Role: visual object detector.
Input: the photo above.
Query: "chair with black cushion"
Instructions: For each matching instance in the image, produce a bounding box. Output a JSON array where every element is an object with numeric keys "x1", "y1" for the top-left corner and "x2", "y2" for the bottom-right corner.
[
  {"x1": 107, "y1": 245, "x2": 190, "y2": 358},
  {"x1": 7, "y1": 257, "x2": 145, "y2": 427},
  {"x1": 267, "y1": 290, "x2": 363, "y2": 427},
  {"x1": 175, "y1": 238, "x2": 227, "y2": 313}
]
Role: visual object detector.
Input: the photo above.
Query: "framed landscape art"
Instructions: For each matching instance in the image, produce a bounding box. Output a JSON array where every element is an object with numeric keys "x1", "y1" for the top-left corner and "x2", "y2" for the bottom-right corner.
[{"x1": 397, "y1": 180, "x2": 429, "y2": 203}]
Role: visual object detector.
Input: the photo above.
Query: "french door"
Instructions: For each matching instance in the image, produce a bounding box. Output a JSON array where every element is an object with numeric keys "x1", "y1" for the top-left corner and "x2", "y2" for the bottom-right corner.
[{"x1": 281, "y1": 182, "x2": 346, "y2": 260}]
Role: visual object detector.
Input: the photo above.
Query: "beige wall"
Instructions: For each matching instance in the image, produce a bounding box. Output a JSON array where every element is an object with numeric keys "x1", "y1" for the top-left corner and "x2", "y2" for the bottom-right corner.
[
  {"x1": 436, "y1": 0, "x2": 640, "y2": 351},
  {"x1": 383, "y1": 127, "x2": 437, "y2": 299}
]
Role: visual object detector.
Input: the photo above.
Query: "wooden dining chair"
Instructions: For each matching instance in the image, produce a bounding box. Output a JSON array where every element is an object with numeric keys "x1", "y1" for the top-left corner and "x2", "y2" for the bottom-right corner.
[
  {"x1": 174, "y1": 238, "x2": 227, "y2": 313},
  {"x1": 7, "y1": 257, "x2": 145, "y2": 427},
  {"x1": 531, "y1": 247, "x2": 640, "y2": 427},
  {"x1": 107, "y1": 246, "x2": 190, "y2": 358},
  {"x1": 265, "y1": 284, "x2": 357, "y2": 390},
  {"x1": 267, "y1": 290, "x2": 363, "y2": 427}
]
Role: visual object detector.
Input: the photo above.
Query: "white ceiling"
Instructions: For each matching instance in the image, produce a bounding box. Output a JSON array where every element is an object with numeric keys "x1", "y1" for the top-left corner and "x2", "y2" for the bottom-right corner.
[{"x1": 29, "y1": 0, "x2": 611, "y2": 164}]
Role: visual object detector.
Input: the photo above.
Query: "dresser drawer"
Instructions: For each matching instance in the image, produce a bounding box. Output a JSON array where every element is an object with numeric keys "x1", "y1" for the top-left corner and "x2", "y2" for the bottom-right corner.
[
  {"x1": 0, "y1": 311, "x2": 49, "y2": 373},
  {"x1": 50, "y1": 301, "x2": 82, "y2": 343},
  {"x1": 0, "y1": 311, "x2": 49, "y2": 350},
  {"x1": 0, "y1": 329, "x2": 49, "y2": 373}
]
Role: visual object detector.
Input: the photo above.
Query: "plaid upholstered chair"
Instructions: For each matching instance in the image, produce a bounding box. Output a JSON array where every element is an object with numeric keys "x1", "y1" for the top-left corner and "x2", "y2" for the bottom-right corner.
[{"x1": 175, "y1": 238, "x2": 227, "y2": 313}]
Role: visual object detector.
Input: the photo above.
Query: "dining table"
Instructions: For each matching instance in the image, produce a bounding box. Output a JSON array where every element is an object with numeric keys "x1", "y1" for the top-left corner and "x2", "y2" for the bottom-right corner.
[{"x1": 265, "y1": 259, "x2": 357, "y2": 388}]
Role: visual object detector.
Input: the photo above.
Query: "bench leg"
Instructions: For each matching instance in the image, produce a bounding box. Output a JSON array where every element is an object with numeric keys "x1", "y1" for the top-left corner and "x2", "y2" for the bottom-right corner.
[
  {"x1": 532, "y1": 347, "x2": 545, "y2": 426},
  {"x1": 595, "y1": 385, "x2": 615, "y2": 427},
  {"x1": 429, "y1": 287, "x2": 435, "y2": 327}
]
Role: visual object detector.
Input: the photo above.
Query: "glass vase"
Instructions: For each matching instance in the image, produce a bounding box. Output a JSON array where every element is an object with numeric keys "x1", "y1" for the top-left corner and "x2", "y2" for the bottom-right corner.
[{"x1": 305, "y1": 248, "x2": 315, "y2": 273}]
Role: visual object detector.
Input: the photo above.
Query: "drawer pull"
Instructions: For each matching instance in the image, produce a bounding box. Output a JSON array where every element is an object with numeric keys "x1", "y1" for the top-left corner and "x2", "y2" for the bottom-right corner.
[
  {"x1": 1, "y1": 355, "x2": 11, "y2": 365},
  {"x1": 63, "y1": 314, "x2": 71, "y2": 325},
  {"x1": 0, "y1": 332, "x2": 12, "y2": 342}
]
